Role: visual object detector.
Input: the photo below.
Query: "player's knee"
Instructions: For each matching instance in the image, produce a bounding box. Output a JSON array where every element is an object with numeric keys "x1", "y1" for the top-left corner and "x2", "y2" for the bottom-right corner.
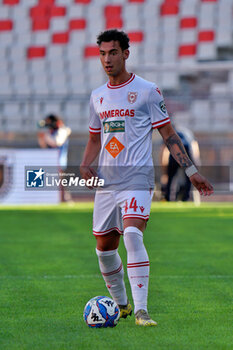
[
  {"x1": 123, "y1": 226, "x2": 144, "y2": 252},
  {"x1": 95, "y1": 232, "x2": 120, "y2": 251}
]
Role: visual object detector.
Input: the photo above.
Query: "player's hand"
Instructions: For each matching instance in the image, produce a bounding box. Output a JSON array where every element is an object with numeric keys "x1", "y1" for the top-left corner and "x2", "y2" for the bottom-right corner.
[
  {"x1": 190, "y1": 172, "x2": 214, "y2": 196},
  {"x1": 80, "y1": 165, "x2": 98, "y2": 189}
]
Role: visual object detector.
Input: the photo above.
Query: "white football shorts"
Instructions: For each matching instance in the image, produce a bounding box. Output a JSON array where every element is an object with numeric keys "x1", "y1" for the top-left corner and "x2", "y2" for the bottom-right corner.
[{"x1": 93, "y1": 190, "x2": 154, "y2": 236}]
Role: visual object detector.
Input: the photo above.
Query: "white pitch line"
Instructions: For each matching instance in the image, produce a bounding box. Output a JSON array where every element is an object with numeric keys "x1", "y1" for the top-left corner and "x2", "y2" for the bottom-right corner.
[{"x1": 0, "y1": 275, "x2": 232, "y2": 280}]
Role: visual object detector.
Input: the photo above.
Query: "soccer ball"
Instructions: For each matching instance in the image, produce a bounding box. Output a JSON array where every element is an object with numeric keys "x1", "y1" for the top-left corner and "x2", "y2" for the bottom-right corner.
[{"x1": 83, "y1": 296, "x2": 120, "y2": 328}]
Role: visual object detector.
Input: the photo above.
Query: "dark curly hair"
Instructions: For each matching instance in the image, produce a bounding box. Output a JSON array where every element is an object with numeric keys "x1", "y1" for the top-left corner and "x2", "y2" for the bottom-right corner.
[{"x1": 97, "y1": 29, "x2": 130, "y2": 51}]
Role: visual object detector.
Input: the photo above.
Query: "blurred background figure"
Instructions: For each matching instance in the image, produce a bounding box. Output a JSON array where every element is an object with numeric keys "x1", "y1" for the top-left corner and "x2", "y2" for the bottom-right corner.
[
  {"x1": 160, "y1": 126, "x2": 201, "y2": 202},
  {"x1": 37, "y1": 114, "x2": 71, "y2": 170},
  {"x1": 37, "y1": 114, "x2": 72, "y2": 202}
]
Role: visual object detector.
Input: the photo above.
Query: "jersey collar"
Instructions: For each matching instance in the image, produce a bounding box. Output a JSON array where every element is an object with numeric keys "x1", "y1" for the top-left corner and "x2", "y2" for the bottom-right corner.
[{"x1": 107, "y1": 73, "x2": 135, "y2": 89}]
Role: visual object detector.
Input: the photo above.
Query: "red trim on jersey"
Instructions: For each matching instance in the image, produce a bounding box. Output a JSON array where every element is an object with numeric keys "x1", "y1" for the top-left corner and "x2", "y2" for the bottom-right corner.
[
  {"x1": 152, "y1": 117, "x2": 170, "y2": 126},
  {"x1": 89, "y1": 126, "x2": 101, "y2": 130},
  {"x1": 101, "y1": 263, "x2": 123, "y2": 276},
  {"x1": 107, "y1": 73, "x2": 135, "y2": 89},
  {"x1": 93, "y1": 227, "x2": 123, "y2": 236},
  {"x1": 89, "y1": 126, "x2": 101, "y2": 134},
  {"x1": 152, "y1": 119, "x2": 170, "y2": 129}
]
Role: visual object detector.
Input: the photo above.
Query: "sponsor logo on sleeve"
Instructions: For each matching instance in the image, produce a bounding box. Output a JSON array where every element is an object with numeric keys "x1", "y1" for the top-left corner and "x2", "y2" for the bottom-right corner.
[{"x1": 159, "y1": 100, "x2": 167, "y2": 114}]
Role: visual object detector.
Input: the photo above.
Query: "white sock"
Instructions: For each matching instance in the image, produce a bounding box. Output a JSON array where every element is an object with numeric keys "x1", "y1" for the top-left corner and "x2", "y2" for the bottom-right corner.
[
  {"x1": 123, "y1": 226, "x2": 150, "y2": 314},
  {"x1": 96, "y1": 248, "x2": 128, "y2": 306}
]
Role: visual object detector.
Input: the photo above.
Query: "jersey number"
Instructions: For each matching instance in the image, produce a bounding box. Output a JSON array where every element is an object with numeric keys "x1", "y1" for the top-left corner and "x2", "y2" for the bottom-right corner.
[
  {"x1": 129, "y1": 197, "x2": 138, "y2": 212},
  {"x1": 124, "y1": 197, "x2": 138, "y2": 213}
]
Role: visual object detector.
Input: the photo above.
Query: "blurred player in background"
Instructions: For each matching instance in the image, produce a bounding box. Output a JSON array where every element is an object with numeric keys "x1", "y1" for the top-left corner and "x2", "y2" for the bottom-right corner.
[
  {"x1": 80, "y1": 30, "x2": 213, "y2": 326},
  {"x1": 160, "y1": 126, "x2": 201, "y2": 201},
  {"x1": 37, "y1": 114, "x2": 71, "y2": 201}
]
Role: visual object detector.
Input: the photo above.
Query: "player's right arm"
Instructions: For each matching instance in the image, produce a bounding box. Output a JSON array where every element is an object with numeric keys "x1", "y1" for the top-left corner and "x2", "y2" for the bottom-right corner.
[{"x1": 80, "y1": 132, "x2": 101, "y2": 180}]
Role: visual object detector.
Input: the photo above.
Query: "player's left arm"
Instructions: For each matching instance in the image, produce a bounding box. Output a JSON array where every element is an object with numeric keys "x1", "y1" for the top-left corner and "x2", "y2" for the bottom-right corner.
[{"x1": 158, "y1": 123, "x2": 214, "y2": 196}]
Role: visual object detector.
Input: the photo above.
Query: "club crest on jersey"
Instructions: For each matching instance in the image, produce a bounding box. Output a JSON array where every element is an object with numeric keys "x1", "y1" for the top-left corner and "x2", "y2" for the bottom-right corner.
[{"x1": 128, "y1": 92, "x2": 138, "y2": 104}]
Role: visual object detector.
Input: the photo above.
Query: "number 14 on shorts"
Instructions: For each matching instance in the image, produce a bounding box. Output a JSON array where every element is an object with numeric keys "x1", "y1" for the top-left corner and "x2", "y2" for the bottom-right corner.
[{"x1": 124, "y1": 197, "x2": 145, "y2": 214}]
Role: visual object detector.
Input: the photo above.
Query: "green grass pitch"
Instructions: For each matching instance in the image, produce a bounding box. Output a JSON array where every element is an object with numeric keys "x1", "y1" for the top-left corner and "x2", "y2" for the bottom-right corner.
[{"x1": 0, "y1": 202, "x2": 232, "y2": 350}]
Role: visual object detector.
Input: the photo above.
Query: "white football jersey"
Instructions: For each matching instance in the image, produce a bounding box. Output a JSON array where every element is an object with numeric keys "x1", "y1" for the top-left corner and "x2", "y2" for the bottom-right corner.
[{"x1": 89, "y1": 74, "x2": 170, "y2": 189}]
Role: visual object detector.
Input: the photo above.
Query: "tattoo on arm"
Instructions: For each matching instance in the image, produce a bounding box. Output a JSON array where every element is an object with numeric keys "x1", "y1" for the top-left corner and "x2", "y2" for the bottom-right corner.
[{"x1": 165, "y1": 133, "x2": 193, "y2": 168}]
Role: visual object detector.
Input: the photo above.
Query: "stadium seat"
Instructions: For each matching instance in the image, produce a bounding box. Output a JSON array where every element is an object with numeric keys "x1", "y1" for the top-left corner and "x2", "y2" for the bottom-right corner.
[
  {"x1": 84, "y1": 46, "x2": 99, "y2": 58},
  {"x1": 160, "y1": 2, "x2": 179, "y2": 16},
  {"x1": 75, "y1": 0, "x2": 92, "y2": 4},
  {"x1": 197, "y1": 42, "x2": 216, "y2": 60},
  {"x1": 0, "y1": 7, "x2": 10, "y2": 19},
  {"x1": 160, "y1": 71, "x2": 179, "y2": 90},
  {"x1": 0, "y1": 20, "x2": 13, "y2": 31},
  {"x1": 13, "y1": 75, "x2": 31, "y2": 95},
  {"x1": 106, "y1": 17, "x2": 123, "y2": 30},
  {"x1": 14, "y1": 19, "x2": 31, "y2": 35},
  {"x1": 212, "y1": 101, "x2": 231, "y2": 132},
  {"x1": 21, "y1": 0, "x2": 38, "y2": 6},
  {"x1": 123, "y1": 3, "x2": 141, "y2": 31},
  {"x1": 3, "y1": 103, "x2": 21, "y2": 132},
  {"x1": 52, "y1": 32, "x2": 69, "y2": 44},
  {"x1": 42, "y1": 101, "x2": 63, "y2": 117},
  {"x1": 129, "y1": 0, "x2": 146, "y2": 3},
  {"x1": 64, "y1": 101, "x2": 81, "y2": 119},
  {"x1": 30, "y1": 6, "x2": 49, "y2": 19},
  {"x1": 69, "y1": 19, "x2": 86, "y2": 31},
  {"x1": 27, "y1": 45, "x2": 46, "y2": 59},
  {"x1": 179, "y1": 44, "x2": 196, "y2": 56},
  {"x1": 0, "y1": 32, "x2": 14, "y2": 48},
  {"x1": 199, "y1": 1, "x2": 216, "y2": 30},
  {"x1": 141, "y1": 70, "x2": 159, "y2": 85},
  {"x1": 50, "y1": 6, "x2": 67, "y2": 17},
  {"x1": 0, "y1": 76, "x2": 13, "y2": 95},
  {"x1": 180, "y1": 0, "x2": 198, "y2": 17},
  {"x1": 3, "y1": 0, "x2": 20, "y2": 5},
  {"x1": 32, "y1": 18, "x2": 50, "y2": 31},
  {"x1": 173, "y1": 111, "x2": 191, "y2": 128},
  {"x1": 39, "y1": 0, "x2": 55, "y2": 5},
  {"x1": 127, "y1": 44, "x2": 142, "y2": 67},
  {"x1": 50, "y1": 17, "x2": 68, "y2": 32},
  {"x1": 11, "y1": 60, "x2": 28, "y2": 76},
  {"x1": 190, "y1": 100, "x2": 210, "y2": 131},
  {"x1": 216, "y1": 0, "x2": 232, "y2": 47},
  {"x1": 32, "y1": 31, "x2": 51, "y2": 46}
]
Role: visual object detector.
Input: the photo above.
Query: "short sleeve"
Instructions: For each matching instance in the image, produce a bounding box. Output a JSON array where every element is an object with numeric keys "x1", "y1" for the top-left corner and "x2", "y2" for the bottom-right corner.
[
  {"x1": 89, "y1": 94, "x2": 101, "y2": 134},
  {"x1": 148, "y1": 86, "x2": 170, "y2": 129}
]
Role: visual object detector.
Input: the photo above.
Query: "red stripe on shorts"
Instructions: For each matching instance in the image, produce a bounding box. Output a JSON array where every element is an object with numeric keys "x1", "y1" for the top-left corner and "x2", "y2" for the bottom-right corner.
[{"x1": 93, "y1": 227, "x2": 123, "y2": 236}]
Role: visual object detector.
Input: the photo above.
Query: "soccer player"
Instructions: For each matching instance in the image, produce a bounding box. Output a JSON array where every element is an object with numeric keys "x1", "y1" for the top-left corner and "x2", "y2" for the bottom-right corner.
[{"x1": 80, "y1": 30, "x2": 213, "y2": 326}]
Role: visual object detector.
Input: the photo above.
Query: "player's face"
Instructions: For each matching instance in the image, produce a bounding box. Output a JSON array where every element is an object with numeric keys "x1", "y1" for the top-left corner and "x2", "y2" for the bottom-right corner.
[{"x1": 99, "y1": 41, "x2": 129, "y2": 77}]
